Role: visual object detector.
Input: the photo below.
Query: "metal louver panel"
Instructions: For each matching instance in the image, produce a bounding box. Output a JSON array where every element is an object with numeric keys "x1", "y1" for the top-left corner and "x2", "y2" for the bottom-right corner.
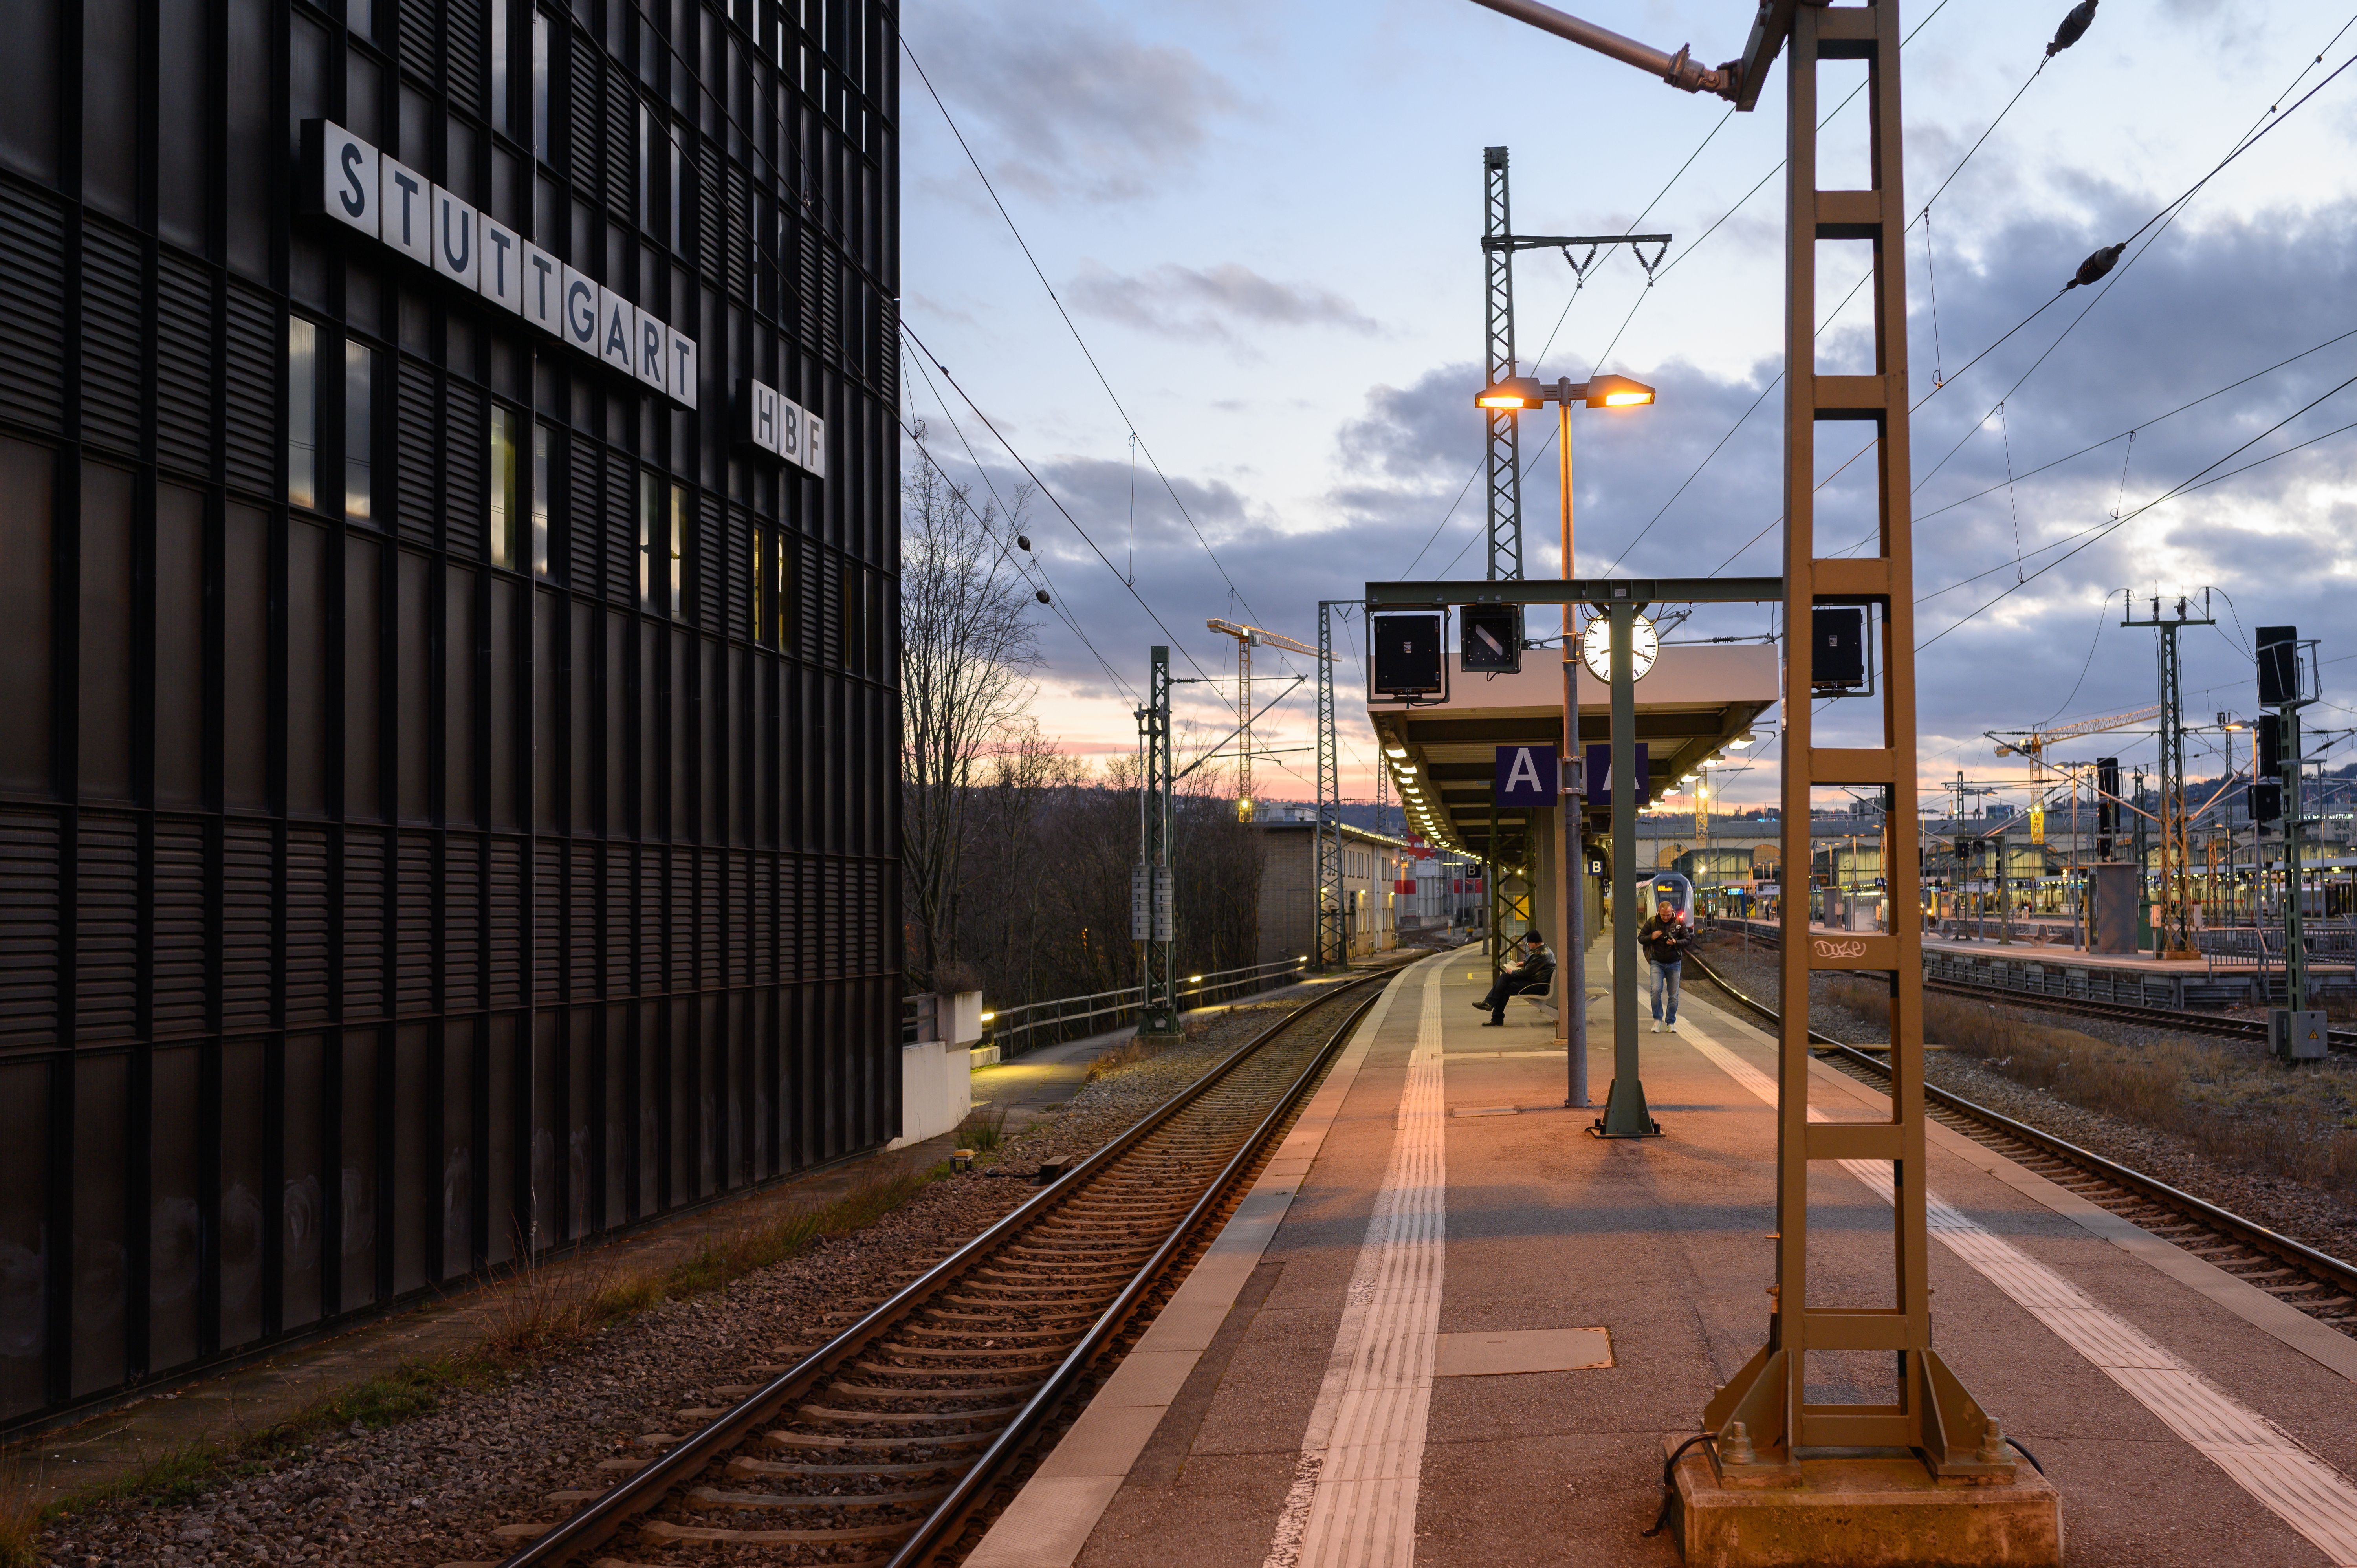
[
  {"x1": 286, "y1": 826, "x2": 331, "y2": 1025},
  {"x1": 444, "y1": 381, "x2": 485, "y2": 560},
  {"x1": 222, "y1": 283, "x2": 277, "y2": 496},
  {"x1": 342, "y1": 828, "x2": 387, "y2": 1020},
  {"x1": 0, "y1": 187, "x2": 66, "y2": 436},
  {"x1": 488, "y1": 835, "x2": 523, "y2": 1006},
  {"x1": 568, "y1": 435, "x2": 601, "y2": 588},
  {"x1": 570, "y1": 35, "x2": 601, "y2": 193},
  {"x1": 221, "y1": 821, "x2": 275, "y2": 1031},
  {"x1": 396, "y1": 833, "x2": 434, "y2": 1013},
  {"x1": 78, "y1": 222, "x2": 145, "y2": 458},
  {"x1": 396, "y1": 359, "x2": 438, "y2": 542},
  {"x1": 398, "y1": 0, "x2": 438, "y2": 85},
  {"x1": 605, "y1": 68, "x2": 635, "y2": 221},
  {"x1": 152, "y1": 820, "x2": 209, "y2": 1037},
  {"x1": 444, "y1": 835, "x2": 482, "y2": 1011},
  {"x1": 73, "y1": 815, "x2": 139, "y2": 1042},
  {"x1": 154, "y1": 254, "x2": 214, "y2": 479}
]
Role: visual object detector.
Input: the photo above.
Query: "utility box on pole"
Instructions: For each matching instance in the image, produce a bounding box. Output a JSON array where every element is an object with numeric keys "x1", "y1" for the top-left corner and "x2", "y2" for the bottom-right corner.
[{"x1": 2272, "y1": 1009, "x2": 2328, "y2": 1062}]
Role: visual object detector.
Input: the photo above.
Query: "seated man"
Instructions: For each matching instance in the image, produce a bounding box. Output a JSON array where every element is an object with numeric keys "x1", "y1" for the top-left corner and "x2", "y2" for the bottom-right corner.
[{"x1": 1472, "y1": 931, "x2": 1556, "y2": 1026}]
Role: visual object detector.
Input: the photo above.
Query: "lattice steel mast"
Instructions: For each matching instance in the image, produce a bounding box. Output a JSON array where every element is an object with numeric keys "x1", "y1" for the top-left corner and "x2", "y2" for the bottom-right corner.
[
  {"x1": 1483, "y1": 147, "x2": 1524, "y2": 581},
  {"x1": 2122, "y1": 593, "x2": 2212, "y2": 960},
  {"x1": 1316, "y1": 601, "x2": 1352, "y2": 967}
]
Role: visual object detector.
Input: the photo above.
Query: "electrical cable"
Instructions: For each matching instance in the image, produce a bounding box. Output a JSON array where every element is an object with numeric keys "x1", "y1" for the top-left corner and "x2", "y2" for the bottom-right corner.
[
  {"x1": 902, "y1": 38, "x2": 1268, "y2": 627},
  {"x1": 901, "y1": 319, "x2": 1219, "y2": 680},
  {"x1": 900, "y1": 349, "x2": 1138, "y2": 698},
  {"x1": 1918, "y1": 366, "x2": 2357, "y2": 648},
  {"x1": 1907, "y1": 15, "x2": 2357, "y2": 498}
]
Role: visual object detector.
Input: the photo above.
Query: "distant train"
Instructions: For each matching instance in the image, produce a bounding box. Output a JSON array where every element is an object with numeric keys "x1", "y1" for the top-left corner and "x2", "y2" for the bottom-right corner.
[{"x1": 1645, "y1": 872, "x2": 1696, "y2": 924}]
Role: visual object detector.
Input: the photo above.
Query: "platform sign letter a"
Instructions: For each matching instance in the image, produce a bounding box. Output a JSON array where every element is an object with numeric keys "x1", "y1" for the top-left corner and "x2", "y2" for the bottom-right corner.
[{"x1": 1494, "y1": 745, "x2": 1556, "y2": 806}]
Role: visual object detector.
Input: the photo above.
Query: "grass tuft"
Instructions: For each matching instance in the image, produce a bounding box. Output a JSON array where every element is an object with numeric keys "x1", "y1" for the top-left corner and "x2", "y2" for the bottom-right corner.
[
  {"x1": 0, "y1": 1452, "x2": 40, "y2": 1568},
  {"x1": 955, "y1": 1104, "x2": 1010, "y2": 1154},
  {"x1": 1824, "y1": 975, "x2": 2357, "y2": 1196}
]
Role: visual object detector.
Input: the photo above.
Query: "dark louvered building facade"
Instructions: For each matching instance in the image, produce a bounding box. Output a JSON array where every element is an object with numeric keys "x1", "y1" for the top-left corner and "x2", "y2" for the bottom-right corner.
[{"x1": 0, "y1": 0, "x2": 900, "y2": 1428}]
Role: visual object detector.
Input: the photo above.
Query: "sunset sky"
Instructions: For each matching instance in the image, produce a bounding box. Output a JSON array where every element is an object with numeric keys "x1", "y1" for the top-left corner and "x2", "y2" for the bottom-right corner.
[{"x1": 896, "y1": 0, "x2": 2357, "y2": 816}]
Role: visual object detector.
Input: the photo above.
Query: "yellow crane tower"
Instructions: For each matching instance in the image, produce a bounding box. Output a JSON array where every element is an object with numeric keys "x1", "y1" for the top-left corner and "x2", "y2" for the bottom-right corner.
[
  {"x1": 1987, "y1": 703, "x2": 2159, "y2": 762},
  {"x1": 1206, "y1": 619, "x2": 1319, "y2": 822}
]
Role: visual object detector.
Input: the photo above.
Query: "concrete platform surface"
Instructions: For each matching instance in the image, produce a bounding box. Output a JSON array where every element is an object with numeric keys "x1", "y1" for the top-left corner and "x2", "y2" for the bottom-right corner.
[{"x1": 971, "y1": 943, "x2": 2357, "y2": 1568}]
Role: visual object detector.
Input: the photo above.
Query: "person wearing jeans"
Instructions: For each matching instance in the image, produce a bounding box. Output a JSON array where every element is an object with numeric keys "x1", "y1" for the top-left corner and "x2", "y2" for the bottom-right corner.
[{"x1": 1637, "y1": 900, "x2": 1691, "y2": 1032}]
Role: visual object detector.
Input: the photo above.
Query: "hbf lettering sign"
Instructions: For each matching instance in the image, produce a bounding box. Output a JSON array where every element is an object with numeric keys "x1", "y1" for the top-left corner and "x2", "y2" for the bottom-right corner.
[{"x1": 299, "y1": 120, "x2": 699, "y2": 410}]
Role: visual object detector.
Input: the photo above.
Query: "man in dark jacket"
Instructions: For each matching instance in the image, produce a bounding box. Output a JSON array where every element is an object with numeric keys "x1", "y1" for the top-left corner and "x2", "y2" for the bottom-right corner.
[
  {"x1": 1472, "y1": 931, "x2": 1555, "y2": 1026},
  {"x1": 1638, "y1": 899, "x2": 1692, "y2": 1031}
]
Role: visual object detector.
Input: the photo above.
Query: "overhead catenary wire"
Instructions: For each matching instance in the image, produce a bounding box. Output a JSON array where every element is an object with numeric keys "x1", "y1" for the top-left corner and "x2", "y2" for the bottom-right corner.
[
  {"x1": 901, "y1": 319, "x2": 1219, "y2": 681},
  {"x1": 900, "y1": 347, "x2": 1138, "y2": 699},
  {"x1": 901, "y1": 38, "x2": 1267, "y2": 628},
  {"x1": 1918, "y1": 366, "x2": 2357, "y2": 649}
]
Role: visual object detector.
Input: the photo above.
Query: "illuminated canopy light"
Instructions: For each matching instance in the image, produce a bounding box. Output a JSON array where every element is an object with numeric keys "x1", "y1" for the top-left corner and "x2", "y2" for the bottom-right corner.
[
  {"x1": 1587, "y1": 373, "x2": 1658, "y2": 408},
  {"x1": 1475, "y1": 376, "x2": 1545, "y2": 410}
]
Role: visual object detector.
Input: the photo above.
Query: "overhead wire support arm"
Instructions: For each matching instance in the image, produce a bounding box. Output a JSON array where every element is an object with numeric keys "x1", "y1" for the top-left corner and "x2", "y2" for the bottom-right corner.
[{"x1": 1465, "y1": 0, "x2": 1750, "y2": 98}]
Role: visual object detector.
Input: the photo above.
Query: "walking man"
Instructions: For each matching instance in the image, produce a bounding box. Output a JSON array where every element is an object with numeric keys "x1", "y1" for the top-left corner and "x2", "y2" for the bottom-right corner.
[
  {"x1": 1639, "y1": 899, "x2": 1692, "y2": 1032},
  {"x1": 1472, "y1": 931, "x2": 1556, "y2": 1026}
]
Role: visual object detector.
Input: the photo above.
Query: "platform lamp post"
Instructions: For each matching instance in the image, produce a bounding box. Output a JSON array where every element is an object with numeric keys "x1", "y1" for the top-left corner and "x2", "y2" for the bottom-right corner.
[{"x1": 1477, "y1": 370, "x2": 1656, "y2": 1121}]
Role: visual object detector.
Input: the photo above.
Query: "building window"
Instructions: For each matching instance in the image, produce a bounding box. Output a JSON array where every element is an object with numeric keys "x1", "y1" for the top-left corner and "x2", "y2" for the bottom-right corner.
[
  {"x1": 287, "y1": 316, "x2": 318, "y2": 509},
  {"x1": 345, "y1": 341, "x2": 377, "y2": 523},
  {"x1": 489, "y1": 406, "x2": 521, "y2": 569},
  {"x1": 638, "y1": 471, "x2": 658, "y2": 611},
  {"x1": 490, "y1": 0, "x2": 510, "y2": 128},
  {"x1": 638, "y1": 103, "x2": 651, "y2": 231},
  {"x1": 668, "y1": 483, "x2": 685, "y2": 616},
  {"x1": 532, "y1": 10, "x2": 550, "y2": 159},
  {"x1": 348, "y1": 0, "x2": 372, "y2": 42},
  {"x1": 751, "y1": 525, "x2": 763, "y2": 641},
  {"x1": 839, "y1": 562, "x2": 858, "y2": 671},
  {"x1": 531, "y1": 421, "x2": 552, "y2": 577},
  {"x1": 669, "y1": 127, "x2": 684, "y2": 252}
]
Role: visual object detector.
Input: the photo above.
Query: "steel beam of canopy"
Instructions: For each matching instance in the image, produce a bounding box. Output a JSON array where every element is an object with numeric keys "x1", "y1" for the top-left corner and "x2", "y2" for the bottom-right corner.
[
  {"x1": 1365, "y1": 576, "x2": 1783, "y2": 608},
  {"x1": 1316, "y1": 601, "x2": 1351, "y2": 967},
  {"x1": 1595, "y1": 601, "x2": 1660, "y2": 1137}
]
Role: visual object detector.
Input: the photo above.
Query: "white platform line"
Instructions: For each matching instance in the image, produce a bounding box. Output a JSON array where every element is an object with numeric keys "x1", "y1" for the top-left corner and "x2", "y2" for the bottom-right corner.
[
  {"x1": 1679, "y1": 1011, "x2": 2357, "y2": 1566},
  {"x1": 1263, "y1": 964, "x2": 1447, "y2": 1568}
]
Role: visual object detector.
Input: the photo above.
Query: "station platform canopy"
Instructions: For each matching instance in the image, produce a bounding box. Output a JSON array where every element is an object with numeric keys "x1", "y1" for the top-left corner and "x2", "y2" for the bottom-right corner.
[{"x1": 1368, "y1": 644, "x2": 1778, "y2": 861}]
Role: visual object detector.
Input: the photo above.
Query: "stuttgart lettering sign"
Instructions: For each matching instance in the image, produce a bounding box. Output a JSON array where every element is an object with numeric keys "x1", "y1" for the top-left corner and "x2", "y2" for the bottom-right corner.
[{"x1": 299, "y1": 120, "x2": 699, "y2": 410}]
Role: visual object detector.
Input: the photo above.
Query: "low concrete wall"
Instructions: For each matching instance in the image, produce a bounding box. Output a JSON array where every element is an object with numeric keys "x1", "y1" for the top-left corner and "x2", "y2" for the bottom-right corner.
[{"x1": 891, "y1": 988, "x2": 981, "y2": 1148}]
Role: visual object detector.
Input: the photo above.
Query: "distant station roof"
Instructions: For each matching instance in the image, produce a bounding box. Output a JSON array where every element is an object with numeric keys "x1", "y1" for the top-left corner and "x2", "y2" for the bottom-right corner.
[{"x1": 1368, "y1": 645, "x2": 1778, "y2": 861}]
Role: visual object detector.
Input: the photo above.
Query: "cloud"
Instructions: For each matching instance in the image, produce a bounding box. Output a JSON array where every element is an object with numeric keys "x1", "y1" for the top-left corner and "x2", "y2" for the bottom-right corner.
[
  {"x1": 1066, "y1": 261, "x2": 1379, "y2": 342},
  {"x1": 910, "y1": 0, "x2": 1236, "y2": 203}
]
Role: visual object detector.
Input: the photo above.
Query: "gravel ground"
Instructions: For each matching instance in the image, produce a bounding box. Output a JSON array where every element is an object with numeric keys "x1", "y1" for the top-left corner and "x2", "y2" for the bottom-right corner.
[
  {"x1": 34, "y1": 997, "x2": 1330, "y2": 1568},
  {"x1": 1691, "y1": 939, "x2": 2357, "y2": 1262}
]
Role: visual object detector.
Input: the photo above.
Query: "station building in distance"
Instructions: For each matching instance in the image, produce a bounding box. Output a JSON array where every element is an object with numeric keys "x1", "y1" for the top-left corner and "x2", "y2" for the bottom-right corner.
[{"x1": 0, "y1": 0, "x2": 900, "y2": 1428}]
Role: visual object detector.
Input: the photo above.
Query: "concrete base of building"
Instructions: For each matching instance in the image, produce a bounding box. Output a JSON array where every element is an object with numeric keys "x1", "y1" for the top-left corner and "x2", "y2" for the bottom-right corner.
[{"x1": 1669, "y1": 1441, "x2": 2064, "y2": 1568}]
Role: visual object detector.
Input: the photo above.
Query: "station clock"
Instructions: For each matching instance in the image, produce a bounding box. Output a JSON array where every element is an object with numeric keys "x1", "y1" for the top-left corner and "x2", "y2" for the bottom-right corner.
[{"x1": 1579, "y1": 612, "x2": 1659, "y2": 682}]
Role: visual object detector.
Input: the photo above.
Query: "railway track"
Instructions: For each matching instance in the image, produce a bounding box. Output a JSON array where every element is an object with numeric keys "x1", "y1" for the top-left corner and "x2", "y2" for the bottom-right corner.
[
  {"x1": 1683, "y1": 951, "x2": 2357, "y2": 1337},
  {"x1": 1708, "y1": 923, "x2": 2357, "y2": 1055},
  {"x1": 482, "y1": 968, "x2": 1395, "y2": 1568}
]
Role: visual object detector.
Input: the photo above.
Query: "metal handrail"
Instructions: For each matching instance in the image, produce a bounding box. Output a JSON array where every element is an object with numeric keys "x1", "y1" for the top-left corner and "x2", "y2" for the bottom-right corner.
[{"x1": 901, "y1": 957, "x2": 1321, "y2": 1052}]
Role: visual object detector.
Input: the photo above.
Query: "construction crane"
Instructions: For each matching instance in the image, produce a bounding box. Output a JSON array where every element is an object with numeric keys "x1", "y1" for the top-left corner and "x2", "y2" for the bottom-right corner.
[
  {"x1": 1987, "y1": 703, "x2": 2158, "y2": 761},
  {"x1": 1206, "y1": 619, "x2": 1320, "y2": 822}
]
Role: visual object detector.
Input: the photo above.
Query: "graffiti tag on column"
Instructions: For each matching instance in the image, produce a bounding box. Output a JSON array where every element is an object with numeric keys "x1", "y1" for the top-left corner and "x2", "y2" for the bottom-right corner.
[{"x1": 1812, "y1": 938, "x2": 1868, "y2": 960}]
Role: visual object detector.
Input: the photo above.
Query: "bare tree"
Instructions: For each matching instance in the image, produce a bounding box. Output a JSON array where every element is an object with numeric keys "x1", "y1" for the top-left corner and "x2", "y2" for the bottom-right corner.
[{"x1": 900, "y1": 441, "x2": 1041, "y2": 987}]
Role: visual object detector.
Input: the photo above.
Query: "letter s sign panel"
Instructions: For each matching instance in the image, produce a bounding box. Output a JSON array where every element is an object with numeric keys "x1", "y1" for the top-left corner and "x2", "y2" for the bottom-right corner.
[{"x1": 299, "y1": 120, "x2": 379, "y2": 240}]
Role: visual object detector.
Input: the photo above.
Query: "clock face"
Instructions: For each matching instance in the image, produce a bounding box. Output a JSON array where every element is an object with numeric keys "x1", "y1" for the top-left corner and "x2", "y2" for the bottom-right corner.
[{"x1": 1580, "y1": 613, "x2": 1659, "y2": 682}]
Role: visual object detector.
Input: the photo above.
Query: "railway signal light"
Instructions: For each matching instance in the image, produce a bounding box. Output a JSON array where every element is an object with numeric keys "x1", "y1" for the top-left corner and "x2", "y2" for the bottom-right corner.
[
  {"x1": 2258, "y1": 713, "x2": 2283, "y2": 777},
  {"x1": 2250, "y1": 779, "x2": 2282, "y2": 825},
  {"x1": 2257, "y1": 625, "x2": 2300, "y2": 707},
  {"x1": 1461, "y1": 603, "x2": 1523, "y2": 674}
]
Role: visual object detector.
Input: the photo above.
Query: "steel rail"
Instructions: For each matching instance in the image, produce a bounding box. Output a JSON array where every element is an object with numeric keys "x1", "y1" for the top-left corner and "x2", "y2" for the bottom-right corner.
[
  {"x1": 1684, "y1": 950, "x2": 2357, "y2": 1304},
  {"x1": 883, "y1": 983, "x2": 1383, "y2": 1567},
  {"x1": 494, "y1": 969, "x2": 1396, "y2": 1567}
]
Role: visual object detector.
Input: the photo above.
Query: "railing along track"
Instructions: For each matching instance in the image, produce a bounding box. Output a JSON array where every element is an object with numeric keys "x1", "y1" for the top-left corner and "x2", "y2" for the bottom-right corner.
[
  {"x1": 1683, "y1": 950, "x2": 2357, "y2": 1335},
  {"x1": 491, "y1": 968, "x2": 1397, "y2": 1568}
]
